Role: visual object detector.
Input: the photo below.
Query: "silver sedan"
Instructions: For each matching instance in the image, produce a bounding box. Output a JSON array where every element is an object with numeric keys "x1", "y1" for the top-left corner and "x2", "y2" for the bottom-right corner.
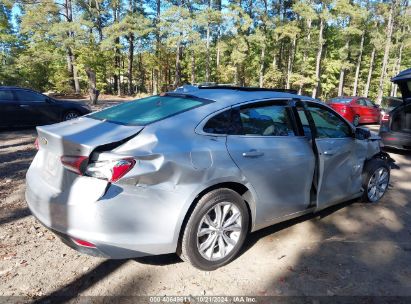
[{"x1": 25, "y1": 86, "x2": 392, "y2": 270}]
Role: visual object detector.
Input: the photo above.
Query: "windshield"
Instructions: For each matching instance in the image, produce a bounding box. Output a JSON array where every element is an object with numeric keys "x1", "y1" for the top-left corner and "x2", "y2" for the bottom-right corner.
[
  {"x1": 328, "y1": 98, "x2": 352, "y2": 104},
  {"x1": 89, "y1": 95, "x2": 211, "y2": 125}
]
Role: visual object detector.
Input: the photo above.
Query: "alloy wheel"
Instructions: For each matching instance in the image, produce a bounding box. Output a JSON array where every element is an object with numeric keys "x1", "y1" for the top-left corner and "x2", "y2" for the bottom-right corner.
[
  {"x1": 196, "y1": 202, "x2": 242, "y2": 261},
  {"x1": 367, "y1": 167, "x2": 389, "y2": 202},
  {"x1": 64, "y1": 112, "x2": 79, "y2": 121}
]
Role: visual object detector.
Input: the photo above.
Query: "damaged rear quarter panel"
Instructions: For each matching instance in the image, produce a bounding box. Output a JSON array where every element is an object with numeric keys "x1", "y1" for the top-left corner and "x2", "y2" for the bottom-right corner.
[{"x1": 106, "y1": 108, "x2": 258, "y2": 246}]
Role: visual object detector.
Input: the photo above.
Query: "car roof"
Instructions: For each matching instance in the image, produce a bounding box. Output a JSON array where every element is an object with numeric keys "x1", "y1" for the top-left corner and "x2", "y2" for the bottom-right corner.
[{"x1": 170, "y1": 86, "x2": 316, "y2": 108}]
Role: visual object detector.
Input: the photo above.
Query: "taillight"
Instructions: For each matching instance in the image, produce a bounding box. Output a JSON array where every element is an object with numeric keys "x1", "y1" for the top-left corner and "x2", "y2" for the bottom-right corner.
[
  {"x1": 34, "y1": 137, "x2": 39, "y2": 150},
  {"x1": 84, "y1": 158, "x2": 135, "y2": 182},
  {"x1": 381, "y1": 114, "x2": 390, "y2": 122},
  {"x1": 72, "y1": 238, "x2": 96, "y2": 248},
  {"x1": 61, "y1": 156, "x2": 89, "y2": 175}
]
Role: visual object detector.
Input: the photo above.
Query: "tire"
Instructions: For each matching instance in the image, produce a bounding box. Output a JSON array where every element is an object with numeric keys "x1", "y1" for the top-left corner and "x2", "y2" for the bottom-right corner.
[
  {"x1": 179, "y1": 188, "x2": 249, "y2": 271},
  {"x1": 63, "y1": 111, "x2": 80, "y2": 121},
  {"x1": 361, "y1": 159, "x2": 390, "y2": 203},
  {"x1": 353, "y1": 115, "x2": 360, "y2": 126}
]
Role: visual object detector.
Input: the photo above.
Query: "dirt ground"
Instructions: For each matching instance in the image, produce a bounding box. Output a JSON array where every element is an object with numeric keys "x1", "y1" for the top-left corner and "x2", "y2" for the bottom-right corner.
[{"x1": 1, "y1": 110, "x2": 411, "y2": 300}]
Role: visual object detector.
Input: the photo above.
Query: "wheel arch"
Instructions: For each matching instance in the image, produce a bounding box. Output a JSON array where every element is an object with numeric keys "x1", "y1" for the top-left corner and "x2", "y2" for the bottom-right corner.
[{"x1": 176, "y1": 181, "x2": 257, "y2": 254}]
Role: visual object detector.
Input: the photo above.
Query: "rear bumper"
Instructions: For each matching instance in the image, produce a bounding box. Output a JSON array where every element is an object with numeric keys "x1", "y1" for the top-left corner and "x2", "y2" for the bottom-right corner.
[
  {"x1": 380, "y1": 130, "x2": 411, "y2": 150},
  {"x1": 25, "y1": 161, "x2": 187, "y2": 259}
]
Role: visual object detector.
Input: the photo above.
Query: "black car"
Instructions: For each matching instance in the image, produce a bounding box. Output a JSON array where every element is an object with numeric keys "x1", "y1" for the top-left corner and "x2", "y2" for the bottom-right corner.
[
  {"x1": 0, "y1": 86, "x2": 91, "y2": 127},
  {"x1": 380, "y1": 68, "x2": 411, "y2": 150}
]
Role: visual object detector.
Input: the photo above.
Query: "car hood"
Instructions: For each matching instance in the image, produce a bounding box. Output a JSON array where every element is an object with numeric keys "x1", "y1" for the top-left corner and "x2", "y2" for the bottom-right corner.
[{"x1": 391, "y1": 68, "x2": 411, "y2": 104}]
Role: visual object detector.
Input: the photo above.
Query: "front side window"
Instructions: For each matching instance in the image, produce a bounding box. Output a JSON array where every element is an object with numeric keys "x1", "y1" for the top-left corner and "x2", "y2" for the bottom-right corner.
[
  {"x1": 14, "y1": 90, "x2": 47, "y2": 102},
  {"x1": 235, "y1": 103, "x2": 295, "y2": 136},
  {"x1": 0, "y1": 90, "x2": 14, "y2": 101},
  {"x1": 89, "y1": 95, "x2": 211, "y2": 126},
  {"x1": 356, "y1": 99, "x2": 366, "y2": 106},
  {"x1": 308, "y1": 106, "x2": 352, "y2": 138}
]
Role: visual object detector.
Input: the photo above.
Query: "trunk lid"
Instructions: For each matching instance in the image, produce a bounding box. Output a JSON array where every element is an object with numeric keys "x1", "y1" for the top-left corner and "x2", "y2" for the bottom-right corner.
[
  {"x1": 36, "y1": 117, "x2": 143, "y2": 156},
  {"x1": 392, "y1": 68, "x2": 411, "y2": 104},
  {"x1": 33, "y1": 117, "x2": 143, "y2": 191}
]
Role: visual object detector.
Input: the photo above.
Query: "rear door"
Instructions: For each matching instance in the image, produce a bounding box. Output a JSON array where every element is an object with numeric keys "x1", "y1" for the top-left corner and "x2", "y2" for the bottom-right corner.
[
  {"x1": 13, "y1": 90, "x2": 59, "y2": 125},
  {"x1": 0, "y1": 89, "x2": 26, "y2": 126},
  {"x1": 226, "y1": 100, "x2": 316, "y2": 223},
  {"x1": 296, "y1": 103, "x2": 363, "y2": 210}
]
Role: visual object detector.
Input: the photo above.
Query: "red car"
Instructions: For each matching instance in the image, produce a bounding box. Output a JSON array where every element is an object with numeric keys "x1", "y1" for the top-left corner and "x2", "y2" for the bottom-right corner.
[{"x1": 327, "y1": 96, "x2": 381, "y2": 126}]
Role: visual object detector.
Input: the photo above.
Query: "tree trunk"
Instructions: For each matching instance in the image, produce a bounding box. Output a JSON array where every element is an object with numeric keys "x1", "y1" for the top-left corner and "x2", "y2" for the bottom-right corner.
[
  {"x1": 153, "y1": 0, "x2": 161, "y2": 94},
  {"x1": 191, "y1": 49, "x2": 195, "y2": 84},
  {"x1": 112, "y1": 4, "x2": 121, "y2": 96},
  {"x1": 174, "y1": 40, "x2": 182, "y2": 88},
  {"x1": 64, "y1": 0, "x2": 80, "y2": 93},
  {"x1": 205, "y1": 0, "x2": 211, "y2": 82},
  {"x1": 298, "y1": 17, "x2": 312, "y2": 95},
  {"x1": 364, "y1": 47, "x2": 375, "y2": 97},
  {"x1": 376, "y1": 0, "x2": 397, "y2": 104},
  {"x1": 215, "y1": 0, "x2": 222, "y2": 83},
  {"x1": 352, "y1": 32, "x2": 365, "y2": 96},
  {"x1": 338, "y1": 39, "x2": 350, "y2": 96},
  {"x1": 85, "y1": 66, "x2": 99, "y2": 105},
  {"x1": 286, "y1": 36, "x2": 296, "y2": 89},
  {"x1": 392, "y1": 40, "x2": 404, "y2": 97},
  {"x1": 259, "y1": 45, "x2": 265, "y2": 87},
  {"x1": 235, "y1": 64, "x2": 239, "y2": 85},
  {"x1": 127, "y1": 33, "x2": 134, "y2": 95},
  {"x1": 312, "y1": 15, "x2": 324, "y2": 99}
]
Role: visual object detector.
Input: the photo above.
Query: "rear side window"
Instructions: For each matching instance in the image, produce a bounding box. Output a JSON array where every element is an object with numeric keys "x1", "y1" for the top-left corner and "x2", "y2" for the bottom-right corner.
[
  {"x1": 0, "y1": 90, "x2": 14, "y2": 101},
  {"x1": 89, "y1": 95, "x2": 211, "y2": 126},
  {"x1": 236, "y1": 104, "x2": 295, "y2": 136}
]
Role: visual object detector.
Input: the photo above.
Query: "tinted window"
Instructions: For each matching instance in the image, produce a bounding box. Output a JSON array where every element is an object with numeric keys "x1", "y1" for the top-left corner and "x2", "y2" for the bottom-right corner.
[
  {"x1": 203, "y1": 109, "x2": 242, "y2": 134},
  {"x1": 328, "y1": 98, "x2": 352, "y2": 104},
  {"x1": 89, "y1": 95, "x2": 210, "y2": 126},
  {"x1": 235, "y1": 104, "x2": 294, "y2": 136},
  {"x1": 0, "y1": 90, "x2": 14, "y2": 101},
  {"x1": 308, "y1": 106, "x2": 351, "y2": 138},
  {"x1": 356, "y1": 99, "x2": 366, "y2": 106},
  {"x1": 14, "y1": 90, "x2": 47, "y2": 102}
]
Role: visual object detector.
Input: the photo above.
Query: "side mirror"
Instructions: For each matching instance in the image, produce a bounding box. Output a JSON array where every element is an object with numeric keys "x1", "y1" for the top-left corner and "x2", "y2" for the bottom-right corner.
[{"x1": 354, "y1": 127, "x2": 371, "y2": 140}]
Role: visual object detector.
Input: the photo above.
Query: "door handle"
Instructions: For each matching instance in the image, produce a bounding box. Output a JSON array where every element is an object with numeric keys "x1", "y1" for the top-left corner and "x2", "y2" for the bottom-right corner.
[
  {"x1": 242, "y1": 150, "x2": 264, "y2": 157},
  {"x1": 19, "y1": 104, "x2": 30, "y2": 108},
  {"x1": 323, "y1": 150, "x2": 335, "y2": 156}
]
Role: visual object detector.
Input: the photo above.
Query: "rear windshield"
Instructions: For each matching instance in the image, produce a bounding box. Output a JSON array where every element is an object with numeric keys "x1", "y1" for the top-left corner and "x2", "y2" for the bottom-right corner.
[
  {"x1": 89, "y1": 95, "x2": 210, "y2": 125},
  {"x1": 328, "y1": 98, "x2": 352, "y2": 104}
]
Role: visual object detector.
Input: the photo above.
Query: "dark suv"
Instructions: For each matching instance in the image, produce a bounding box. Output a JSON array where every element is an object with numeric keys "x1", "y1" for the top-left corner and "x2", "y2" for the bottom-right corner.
[
  {"x1": 380, "y1": 68, "x2": 411, "y2": 150},
  {"x1": 0, "y1": 87, "x2": 91, "y2": 127}
]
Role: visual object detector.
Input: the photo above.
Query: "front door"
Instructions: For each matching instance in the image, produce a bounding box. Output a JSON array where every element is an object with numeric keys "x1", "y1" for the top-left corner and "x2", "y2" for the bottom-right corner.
[
  {"x1": 297, "y1": 103, "x2": 364, "y2": 210},
  {"x1": 226, "y1": 100, "x2": 316, "y2": 223}
]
